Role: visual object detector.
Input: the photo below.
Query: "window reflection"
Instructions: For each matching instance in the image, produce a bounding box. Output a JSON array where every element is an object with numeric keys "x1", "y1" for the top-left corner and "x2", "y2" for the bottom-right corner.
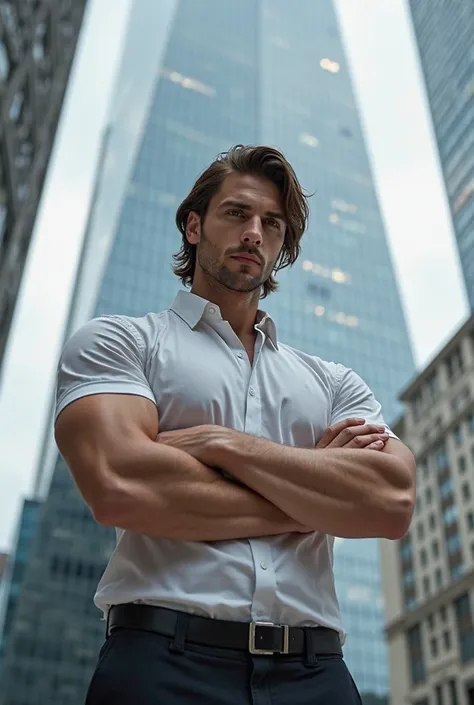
[
  {"x1": 302, "y1": 259, "x2": 351, "y2": 284},
  {"x1": 312, "y1": 305, "x2": 359, "y2": 328},
  {"x1": 161, "y1": 68, "x2": 216, "y2": 97},
  {"x1": 331, "y1": 198, "x2": 357, "y2": 213},
  {"x1": 299, "y1": 132, "x2": 319, "y2": 147},
  {"x1": 320, "y1": 58, "x2": 340, "y2": 73},
  {"x1": 454, "y1": 180, "x2": 474, "y2": 213}
]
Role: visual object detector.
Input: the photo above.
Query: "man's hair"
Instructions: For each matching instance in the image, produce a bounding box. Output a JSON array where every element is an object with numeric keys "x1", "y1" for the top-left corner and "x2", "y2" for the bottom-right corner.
[{"x1": 173, "y1": 144, "x2": 310, "y2": 298}]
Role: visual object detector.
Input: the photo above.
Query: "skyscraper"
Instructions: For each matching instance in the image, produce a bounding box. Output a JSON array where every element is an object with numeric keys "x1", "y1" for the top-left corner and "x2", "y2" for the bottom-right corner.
[
  {"x1": 0, "y1": 1, "x2": 414, "y2": 702},
  {"x1": 409, "y1": 0, "x2": 474, "y2": 306},
  {"x1": 0, "y1": 0, "x2": 88, "y2": 378}
]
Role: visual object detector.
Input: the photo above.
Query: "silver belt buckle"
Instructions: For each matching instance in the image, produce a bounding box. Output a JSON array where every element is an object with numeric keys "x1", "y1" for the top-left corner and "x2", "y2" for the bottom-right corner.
[{"x1": 249, "y1": 621, "x2": 290, "y2": 655}]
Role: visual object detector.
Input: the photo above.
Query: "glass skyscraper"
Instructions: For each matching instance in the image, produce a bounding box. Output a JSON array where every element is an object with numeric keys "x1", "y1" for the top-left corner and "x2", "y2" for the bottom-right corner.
[
  {"x1": 1, "y1": 1, "x2": 413, "y2": 702},
  {"x1": 409, "y1": 0, "x2": 474, "y2": 306}
]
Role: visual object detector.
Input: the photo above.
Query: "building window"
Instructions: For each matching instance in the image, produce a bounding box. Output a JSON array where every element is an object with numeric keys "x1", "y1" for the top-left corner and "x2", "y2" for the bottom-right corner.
[
  {"x1": 429, "y1": 513, "x2": 436, "y2": 530},
  {"x1": 435, "y1": 568, "x2": 443, "y2": 588},
  {"x1": 443, "y1": 630, "x2": 451, "y2": 650},
  {"x1": 467, "y1": 511, "x2": 474, "y2": 531},
  {"x1": 454, "y1": 593, "x2": 474, "y2": 663},
  {"x1": 435, "y1": 684, "x2": 444, "y2": 705},
  {"x1": 423, "y1": 575, "x2": 431, "y2": 596},
  {"x1": 440, "y1": 605, "x2": 447, "y2": 622},
  {"x1": 420, "y1": 548, "x2": 428, "y2": 567},
  {"x1": 431, "y1": 637, "x2": 438, "y2": 658},
  {"x1": 454, "y1": 425, "x2": 463, "y2": 446},
  {"x1": 417, "y1": 522, "x2": 425, "y2": 540},
  {"x1": 0, "y1": 39, "x2": 10, "y2": 81},
  {"x1": 407, "y1": 624, "x2": 426, "y2": 685},
  {"x1": 400, "y1": 537, "x2": 413, "y2": 560},
  {"x1": 448, "y1": 679, "x2": 459, "y2": 705},
  {"x1": 426, "y1": 487, "x2": 433, "y2": 504},
  {"x1": 446, "y1": 346, "x2": 464, "y2": 381},
  {"x1": 447, "y1": 533, "x2": 462, "y2": 555},
  {"x1": 440, "y1": 477, "x2": 454, "y2": 499},
  {"x1": 435, "y1": 444, "x2": 449, "y2": 472},
  {"x1": 427, "y1": 613, "x2": 434, "y2": 630},
  {"x1": 458, "y1": 455, "x2": 467, "y2": 473},
  {"x1": 462, "y1": 482, "x2": 471, "y2": 501},
  {"x1": 426, "y1": 371, "x2": 440, "y2": 400},
  {"x1": 467, "y1": 413, "x2": 474, "y2": 433},
  {"x1": 432, "y1": 539, "x2": 440, "y2": 559},
  {"x1": 443, "y1": 504, "x2": 458, "y2": 527}
]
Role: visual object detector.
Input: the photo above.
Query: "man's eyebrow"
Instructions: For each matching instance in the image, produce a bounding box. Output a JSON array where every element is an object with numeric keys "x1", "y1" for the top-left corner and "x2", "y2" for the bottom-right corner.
[{"x1": 219, "y1": 199, "x2": 285, "y2": 220}]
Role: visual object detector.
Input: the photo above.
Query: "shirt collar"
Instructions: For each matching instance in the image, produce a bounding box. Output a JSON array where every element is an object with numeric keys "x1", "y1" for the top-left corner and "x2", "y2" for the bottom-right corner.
[{"x1": 170, "y1": 290, "x2": 279, "y2": 350}]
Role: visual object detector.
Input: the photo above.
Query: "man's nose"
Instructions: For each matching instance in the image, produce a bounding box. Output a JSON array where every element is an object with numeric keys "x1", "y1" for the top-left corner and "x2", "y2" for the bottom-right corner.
[{"x1": 241, "y1": 216, "x2": 263, "y2": 246}]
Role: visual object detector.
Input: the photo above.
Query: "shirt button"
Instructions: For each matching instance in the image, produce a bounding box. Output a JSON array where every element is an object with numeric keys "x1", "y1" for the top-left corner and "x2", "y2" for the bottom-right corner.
[
  {"x1": 249, "y1": 387, "x2": 256, "y2": 397},
  {"x1": 260, "y1": 562, "x2": 268, "y2": 570},
  {"x1": 237, "y1": 352, "x2": 244, "y2": 359},
  {"x1": 208, "y1": 306, "x2": 216, "y2": 314}
]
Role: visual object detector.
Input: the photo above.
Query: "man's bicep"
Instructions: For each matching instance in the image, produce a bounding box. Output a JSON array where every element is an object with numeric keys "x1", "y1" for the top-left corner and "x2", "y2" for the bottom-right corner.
[{"x1": 55, "y1": 393, "x2": 159, "y2": 512}]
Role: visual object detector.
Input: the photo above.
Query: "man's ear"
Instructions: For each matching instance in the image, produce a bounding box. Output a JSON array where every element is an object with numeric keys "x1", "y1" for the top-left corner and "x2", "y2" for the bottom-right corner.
[{"x1": 186, "y1": 211, "x2": 201, "y2": 245}]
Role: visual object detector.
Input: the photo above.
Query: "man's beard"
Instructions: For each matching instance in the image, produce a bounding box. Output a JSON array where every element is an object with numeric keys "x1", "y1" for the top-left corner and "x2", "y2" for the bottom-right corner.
[{"x1": 197, "y1": 227, "x2": 269, "y2": 293}]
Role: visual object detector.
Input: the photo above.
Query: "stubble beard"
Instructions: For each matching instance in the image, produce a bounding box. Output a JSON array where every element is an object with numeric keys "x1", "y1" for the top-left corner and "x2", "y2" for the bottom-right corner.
[{"x1": 197, "y1": 227, "x2": 270, "y2": 294}]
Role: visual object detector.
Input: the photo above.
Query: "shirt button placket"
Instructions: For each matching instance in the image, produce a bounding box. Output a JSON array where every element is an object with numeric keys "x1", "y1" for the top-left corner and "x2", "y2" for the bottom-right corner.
[{"x1": 249, "y1": 539, "x2": 276, "y2": 622}]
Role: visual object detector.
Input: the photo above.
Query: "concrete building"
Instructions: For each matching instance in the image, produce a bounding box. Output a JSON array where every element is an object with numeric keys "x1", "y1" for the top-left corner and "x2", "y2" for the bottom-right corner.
[
  {"x1": 0, "y1": 0, "x2": 87, "y2": 377},
  {"x1": 381, "y1": 315, "x2": 474, "y2": 705},
  {"x1": 408, "y1": 0, "x2": 474, "y2": 307},
  {"x1": 1, "y1": 1, "x2": 414, "y2": 702}
]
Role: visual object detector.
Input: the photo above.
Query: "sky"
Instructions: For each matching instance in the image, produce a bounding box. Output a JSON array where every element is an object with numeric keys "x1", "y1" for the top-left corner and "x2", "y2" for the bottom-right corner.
[{"x1": 0, "y1": 0, "x2": 468, "y2": 553}]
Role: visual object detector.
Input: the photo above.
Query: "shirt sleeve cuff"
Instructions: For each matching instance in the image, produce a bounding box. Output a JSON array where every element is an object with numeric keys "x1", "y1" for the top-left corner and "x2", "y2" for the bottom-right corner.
[{"x1": 55, "y1": 382, "x2": 157, "y2": 422}]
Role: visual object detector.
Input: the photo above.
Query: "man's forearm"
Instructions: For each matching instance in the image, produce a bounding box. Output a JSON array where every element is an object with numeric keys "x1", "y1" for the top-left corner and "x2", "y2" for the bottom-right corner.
[
  {"x1": 207, "y1": 433, "x2": 413, "y2": 539},
  {"x1": 97, "y1": 440, "x2": 307, "y2": 541}
]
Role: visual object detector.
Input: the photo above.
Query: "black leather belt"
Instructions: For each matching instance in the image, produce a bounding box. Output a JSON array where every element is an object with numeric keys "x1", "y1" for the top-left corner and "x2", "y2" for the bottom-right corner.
[{"x1": 107, "y1": 604, "x2": 342, "y2": 656}]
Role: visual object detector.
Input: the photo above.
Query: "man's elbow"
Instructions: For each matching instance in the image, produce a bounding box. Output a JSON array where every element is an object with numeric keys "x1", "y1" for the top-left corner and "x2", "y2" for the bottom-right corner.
[{"x1": 380, "y1": 488, "x2": 415, "y2": 541}]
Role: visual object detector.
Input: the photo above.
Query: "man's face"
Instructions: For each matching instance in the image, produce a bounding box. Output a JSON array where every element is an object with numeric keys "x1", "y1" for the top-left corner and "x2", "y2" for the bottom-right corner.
[{"x1": 186, "y1": 172, "x2": 287, "y2": 294}]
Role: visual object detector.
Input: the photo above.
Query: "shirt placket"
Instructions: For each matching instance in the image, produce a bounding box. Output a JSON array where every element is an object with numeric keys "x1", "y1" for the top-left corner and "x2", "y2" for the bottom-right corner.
[{"x1": 244, "y1": 331, "x2": 277, "y2": 623}]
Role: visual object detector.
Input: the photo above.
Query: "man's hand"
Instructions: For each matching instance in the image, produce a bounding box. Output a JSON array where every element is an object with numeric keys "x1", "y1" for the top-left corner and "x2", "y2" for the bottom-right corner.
[{"x1": 316, "y1": 418, "x2": 389, "y2": 450}]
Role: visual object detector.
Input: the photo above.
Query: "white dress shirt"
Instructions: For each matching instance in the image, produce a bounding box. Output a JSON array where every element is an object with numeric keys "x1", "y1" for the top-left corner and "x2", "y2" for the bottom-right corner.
[{"x1": 55, "y1": 290, "x2": 397, "y2": 642}]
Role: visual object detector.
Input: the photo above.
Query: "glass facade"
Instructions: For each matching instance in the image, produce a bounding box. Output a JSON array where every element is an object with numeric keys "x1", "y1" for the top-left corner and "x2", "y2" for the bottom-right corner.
[
  {"x1": 0, "y1": 499, "x2": 41, "y2": 675},
  {"x1": 409, "y1": 0, "x2": 474, "y2": 306},
  {"x1": 1, "y1": 1, "x2": 414, "y2": 702}
]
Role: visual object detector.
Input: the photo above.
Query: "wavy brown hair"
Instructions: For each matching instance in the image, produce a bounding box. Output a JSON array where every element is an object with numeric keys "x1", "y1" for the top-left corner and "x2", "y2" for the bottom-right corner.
[{"x1": 173, "y1": 144, "x2": 310, "y2": 298}]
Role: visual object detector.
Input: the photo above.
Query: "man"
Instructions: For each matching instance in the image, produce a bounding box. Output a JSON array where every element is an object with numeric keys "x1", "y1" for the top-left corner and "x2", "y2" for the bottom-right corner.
[{"x1": 55, "y1": 145, "x2": 415, "y2": 704}]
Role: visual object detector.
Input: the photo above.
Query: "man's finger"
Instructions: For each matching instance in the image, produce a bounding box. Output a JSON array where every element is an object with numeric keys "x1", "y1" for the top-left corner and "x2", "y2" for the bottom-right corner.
[
  {"x1": 345, "y1": 432, "x2": 389, "y2": 449},
  {"x1": 316, "y1": 418, "x2": 365, "y2": 448},
  {"x1": 366, "y1": 439, "x2": 386, "y2": 450}
]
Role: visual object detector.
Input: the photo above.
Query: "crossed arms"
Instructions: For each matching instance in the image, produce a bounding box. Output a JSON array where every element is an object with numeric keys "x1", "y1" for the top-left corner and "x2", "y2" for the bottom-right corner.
[{"x1": 55, "y1": 393, "x2": 415, "y2": 542}]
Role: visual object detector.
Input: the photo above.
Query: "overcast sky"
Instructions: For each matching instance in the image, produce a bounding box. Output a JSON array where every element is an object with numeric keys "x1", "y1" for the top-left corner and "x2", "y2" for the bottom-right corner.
[{"x1": 0, "y1": 0, "x2": 468, "y2": 552}]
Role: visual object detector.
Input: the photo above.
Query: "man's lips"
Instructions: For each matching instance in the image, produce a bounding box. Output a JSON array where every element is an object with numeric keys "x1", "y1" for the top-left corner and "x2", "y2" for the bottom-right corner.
[{"x1": 231, "y1": 254, "x2": 261, "y2": 266}]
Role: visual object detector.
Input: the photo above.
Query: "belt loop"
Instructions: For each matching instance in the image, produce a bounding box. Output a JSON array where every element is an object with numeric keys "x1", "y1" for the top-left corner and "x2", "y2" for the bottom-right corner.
[
  {"x1": 303, "y1": 628, "x2": 318, "y2": 669},
  {"x1": 169, "y1": 611, "x2": 188, "y2": 654}
]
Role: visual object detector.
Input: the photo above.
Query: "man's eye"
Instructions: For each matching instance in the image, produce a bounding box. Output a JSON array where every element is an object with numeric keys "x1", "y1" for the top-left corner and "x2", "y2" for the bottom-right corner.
[
  {"x1": 228, "y1": 210, "x2": 244, "y2": 218},
  {"x1": 265, "y1": 219, "x2": 280, "y2": 229}
]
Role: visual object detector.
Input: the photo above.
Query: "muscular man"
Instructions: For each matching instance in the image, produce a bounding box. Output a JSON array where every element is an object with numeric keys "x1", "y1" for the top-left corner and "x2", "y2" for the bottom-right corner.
[{"x1": 55, "y1": 145, "x2": 415, "y2": 704}]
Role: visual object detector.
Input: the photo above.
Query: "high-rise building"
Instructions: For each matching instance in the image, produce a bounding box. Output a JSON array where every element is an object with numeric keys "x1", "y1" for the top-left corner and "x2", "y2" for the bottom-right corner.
[
  {"x1": 381, "y1": 314, "x2": 474, "y2": 705},
  {"x1": 408, "y1": 0, "x2": 474, "y2": 306},
  {"x1": 0, "y1": 499, "x2": 41, "y2": 675},
  {"x1": 0, "y1": 1, "x2": 414, "y2": 703},
  {"x1": 0, "y1": 0, "x2": 88, "y2": 377}
]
